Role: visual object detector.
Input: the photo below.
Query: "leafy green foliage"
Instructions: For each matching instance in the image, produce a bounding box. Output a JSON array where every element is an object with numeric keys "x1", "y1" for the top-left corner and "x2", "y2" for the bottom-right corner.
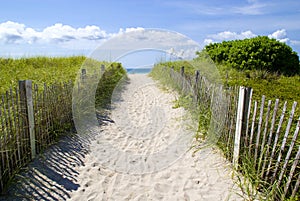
[{"x1": 204, "y1": 36, "x2": 300, "y2": 76}]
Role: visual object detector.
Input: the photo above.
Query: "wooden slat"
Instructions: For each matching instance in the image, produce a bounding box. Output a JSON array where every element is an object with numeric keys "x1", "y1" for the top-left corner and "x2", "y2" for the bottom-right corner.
[
  {"x1": 244, "y1": 88, "x2": 253, "y2": 147},
  {"x1": 227, "y1": 90, "x2": 237, "y2": 160},
  {"x1": 1, "y1": 95, "x2": 11, "y2": 177},
  {"x1": 8, "y1": 88, "x2": 18, "y2": 171},
  {"x1": 254, "y1": 95, "x2": 265, "y2": 166},
  {"x1": 15, "y1": 87, "x2": 25, "y2": 165},
  {"x1": 271, "y1": 101, "x2": 297, "y2": 183},
  {"x1": 5, "y1": 91, "x2": 15, "y2": 172},
  {"x1": 261, "y1": 99, "x2": 279, "y2": 178},
  {"x1": 283, "y1": 145, "x2": 300, "y2": 199},
  {"x1": 0, "y1": 101, "x2": 5, "y2": 192},
  {"x1": 249, "y1": 101, "x2": 258, "y2": 155},
  {"x1": 43, "y1": 83, "x2": 50, "y2": 145},
  {"x1": 233, "y1": 86, "x2": 245, "y2": 168},
  {"x1": 291, "y1": 172, "x2": 300, "y2": 198},
  {"x1": 265, "y1": 101, "x2": 287, "y2": 180},
  {"x1": 258, "y1": 100, "x2": 272, "y2": 170},
  {"x1": 277, "y1": 116, "x2": 300, "y2": 187}
]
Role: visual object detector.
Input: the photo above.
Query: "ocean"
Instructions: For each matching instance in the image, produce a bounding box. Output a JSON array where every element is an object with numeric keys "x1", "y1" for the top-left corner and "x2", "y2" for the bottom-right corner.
[{"x1": 126, "y1": 68, "x2": 152, "y2": 74}]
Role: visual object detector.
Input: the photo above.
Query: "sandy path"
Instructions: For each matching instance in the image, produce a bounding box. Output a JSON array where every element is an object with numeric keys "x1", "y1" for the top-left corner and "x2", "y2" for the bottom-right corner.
[{"x1": 68, "y1": 74, "x2": 243, "y2": 201}]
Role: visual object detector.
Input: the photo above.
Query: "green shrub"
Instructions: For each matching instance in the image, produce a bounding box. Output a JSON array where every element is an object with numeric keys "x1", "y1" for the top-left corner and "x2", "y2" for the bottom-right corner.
[{"x1": 204, "y1": 36, "x2": 300, "y2": 76}]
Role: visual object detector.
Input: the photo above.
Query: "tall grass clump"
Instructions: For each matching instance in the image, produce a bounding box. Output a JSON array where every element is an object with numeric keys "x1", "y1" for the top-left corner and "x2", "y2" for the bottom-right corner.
[{"x1": 0, "y1": 56, "x2": 89, "y2": 94}]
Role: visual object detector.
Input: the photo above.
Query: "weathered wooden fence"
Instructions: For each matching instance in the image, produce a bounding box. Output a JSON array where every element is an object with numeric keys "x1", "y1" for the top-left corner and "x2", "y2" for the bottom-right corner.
[
  {"x1": 0, "y1": 80, "x2": 74, "y2": 193},
  {"x1": 0, "y1": 65, "x2": 107, "y2": 194},
  {"x1": 166, "y1": 66, "x2": 299, "y2": 200}
]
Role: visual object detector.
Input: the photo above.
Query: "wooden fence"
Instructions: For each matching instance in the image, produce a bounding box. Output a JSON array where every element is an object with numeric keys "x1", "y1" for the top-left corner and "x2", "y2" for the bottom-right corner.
[
  {"x1": 166, "y1": 66, "x2": 299, "y2": 200},
  {"x1": 0, "y1": 80, "x2": 74, "y2": 193},
  {"x1": 0, "y1": 64, "x2": 107, "y2": 194}
]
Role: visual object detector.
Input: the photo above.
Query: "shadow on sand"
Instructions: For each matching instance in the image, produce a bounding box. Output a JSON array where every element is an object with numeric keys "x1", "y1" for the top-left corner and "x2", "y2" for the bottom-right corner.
[{"x1": 0, "y1": 113, "x2": 115, "y2": 201}]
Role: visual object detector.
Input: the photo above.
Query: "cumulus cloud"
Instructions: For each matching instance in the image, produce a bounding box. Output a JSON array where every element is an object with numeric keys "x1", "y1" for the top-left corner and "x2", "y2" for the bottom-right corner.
[
  {"x1": 118, "y1": 27, "x2": 145, "y2": 34},
  {"x1": 0, "y1": 22, "x2": 201, "y2": 57},
  {"x1": 203, "y1": 29, "x2": 293, "y2": 46},
  {"x1": 203, "y1": 39, "x2": 214, "y2": 45},
  {"x1": 0, "y1": 21, "x2": 109, "y2": 45},
  {"x1": 91, "y1": 29, "x2": 200, "y2": 61},
  {"x1": 166, "y1": 47, "x2": 199, "y2": 60},
  {"x1": 268, "y1": 29, "x2": 289, "y2": 43},
  {"x1": 206, "y1": 30, "x2": 257, "y2": 42}
]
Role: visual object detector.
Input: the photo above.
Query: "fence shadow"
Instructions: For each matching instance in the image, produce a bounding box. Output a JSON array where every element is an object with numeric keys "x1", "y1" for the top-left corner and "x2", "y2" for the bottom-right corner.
[{"x1": 0, "y1": 132, "x2": 90, "y2": 201}]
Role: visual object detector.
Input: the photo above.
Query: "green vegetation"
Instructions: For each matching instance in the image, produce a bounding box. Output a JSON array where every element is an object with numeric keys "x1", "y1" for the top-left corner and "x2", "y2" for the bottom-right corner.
[
  {"x1": 0, "y1": 55, "x2": 127, "y2": 136},
  {"x1": 151, "y1": 37, "x2": 300, "y2": 200},
  {"x1": 151, "y1": 59, "x2": 300, "y2": 200},
  {"x1": 218, "y1": 64, "x2": 300, "y2": 105},
  {"x1": 0, "y1": 56, "x2": 127, "y2": 194},
  {"x1": 0, "y1": 56, "x2": 87, "y2": 93},
  {"x1": 204, "y1": 36, "x2": 300, "y2": 76},
  {"x1": 95, "y1": 62, "x2": 127, "y2": 108},
  {"x1": 202, "y1": 37, "x2": 300, "y2": 114},
  {"x1": 150, "y1": 62, "x2": 210, "y2": 142},
  {"x1": 0, "y1": 56, "x2": 127, "y2": 107}
]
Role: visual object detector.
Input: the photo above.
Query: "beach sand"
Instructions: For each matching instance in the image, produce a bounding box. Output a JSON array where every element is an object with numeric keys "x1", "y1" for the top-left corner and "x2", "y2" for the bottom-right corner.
[
  {"x1": 69, "y1": 74, "x2": 244, "y2": 201},
  {"x1": 1, "y1": 74, "x2": 244, "y2": 201}
]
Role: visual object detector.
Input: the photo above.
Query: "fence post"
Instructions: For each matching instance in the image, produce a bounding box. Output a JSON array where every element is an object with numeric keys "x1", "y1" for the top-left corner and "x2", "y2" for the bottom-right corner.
[
  {"x1": 180, "y1": 66, "x2": 185, "y2": 91},
  {"x1": 19, "y1": 80, "x2": 36, "y2": 159},
  {"x1": 180, "y1": 66, "x2": 184, "y2": 77},
  {"x1": 233, "y1": 86, "x2": 252, "y2": 168},
  {"x1": 81, "y1": 68, "x2": 87, "y2": 82},
  {"x1": 243, "y1": 87, "x2": 253, "y2": 147},
  {"x1": 195, "y1": 70, "x2": 200, "y2": 83},
  {"x1": 170, "y1": 66, "x2": 174, "y2": 79},
  {"x1": 101, "y1": 64, "x2": 105, "y2": 74},
  {"x1": 194, "y1": 70, "x2": 200, "y2": 102}
]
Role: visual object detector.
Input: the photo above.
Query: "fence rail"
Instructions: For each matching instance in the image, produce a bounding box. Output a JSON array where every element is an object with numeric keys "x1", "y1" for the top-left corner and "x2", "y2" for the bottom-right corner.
[{"x1": 166, "y1": 66, "x2": 299, "y2": 200}]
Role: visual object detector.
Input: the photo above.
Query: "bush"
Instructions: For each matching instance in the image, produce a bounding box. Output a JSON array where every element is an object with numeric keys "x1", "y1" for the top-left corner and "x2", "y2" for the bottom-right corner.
[{"x1": 204, "y1": 36, "x2": 300, "y2": 76}]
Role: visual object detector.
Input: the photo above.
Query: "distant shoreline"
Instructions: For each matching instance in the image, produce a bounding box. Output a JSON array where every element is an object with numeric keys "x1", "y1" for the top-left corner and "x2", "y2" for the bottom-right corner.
[{"x1": 126, "y1": 68, "x2": 152, "y2": 74}]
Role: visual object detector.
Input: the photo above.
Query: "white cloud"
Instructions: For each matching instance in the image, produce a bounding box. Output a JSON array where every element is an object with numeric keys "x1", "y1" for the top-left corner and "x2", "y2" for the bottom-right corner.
[
  {"x1": 268, "y1": 29, "x2": 286, "y2": 39},
  {"x1": 91, "y1": 29, "x2": 200, "y2": 61},
  {"x1": 203, "y1": 39, "x2": 214, "y2": 45},
  {"x1": 118, "y1": 27, "x2": 145, "y2": 34},
  {"x1": 207, "y1": 30, "x2": 257, "y2": 41},
  {"x1": 203, "y1": 29, "x2": 295, "y2": 48},
  {"x1": 0, "y1": 21, "x2": 109, "y2": 45},
  {"x1": 166, "y1": 47, "x2": 199, "y2": 59},
  {"x1": 268, "y1": 29, "x2": 289, "y2": 43},
  {"x1": 0, "y1": 22, "x2": 201, "y2": 57}
]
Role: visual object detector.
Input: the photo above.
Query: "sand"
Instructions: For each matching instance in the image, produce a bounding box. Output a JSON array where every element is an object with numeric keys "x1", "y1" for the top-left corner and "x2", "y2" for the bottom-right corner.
[
  {"x1": 69, "y1": 74, "x2": 243, "y2": 201},
  {"x1": 1, "y1": 74, "x2": 244, "y2": 201}
]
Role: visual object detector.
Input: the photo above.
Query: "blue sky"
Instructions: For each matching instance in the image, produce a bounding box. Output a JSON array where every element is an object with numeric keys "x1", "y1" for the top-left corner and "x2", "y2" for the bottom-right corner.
[{"x1": 0, "y1": 0, "x2": 300, "y2": 60}]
